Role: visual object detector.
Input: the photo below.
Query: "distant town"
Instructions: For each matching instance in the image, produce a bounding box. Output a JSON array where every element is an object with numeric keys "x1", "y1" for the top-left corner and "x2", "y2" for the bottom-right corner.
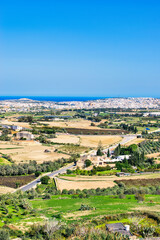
[{"x1": 0, "y1": 97, "x2": 160, "y2": 113}]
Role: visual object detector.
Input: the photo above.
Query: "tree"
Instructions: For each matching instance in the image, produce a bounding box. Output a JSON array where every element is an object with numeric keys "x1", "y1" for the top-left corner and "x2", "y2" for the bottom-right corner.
[
  {"x1": 16, "y1": 182, "x2": 20, "y2": 188},
  {"x1": 97, "y1": 148, "x2": 103, "y2": 156},
  {"x1": 114, "y1": 144, "x2": 121, "y2": 156},
  {"x1": 44, "y1": 219, "x2": 60, "y2": 240},
  {"x1": 40, "y1": 176, "x2": 50, "y2": 184},
  {"x1": 134, "y1": 127, "x2": 138, "y2": 134},
  {"x1": 107, "y1": 149, "x2": 110, "y2": 157},
  {"x1": 97, "y1": 141, "x2": 103, "y2": 156},
  {"x1": 35, "y1": 171, "x2": 41, "y2": 177},
  {"x1": 84, "y1": 159, "x2": 92, "y2": 167}
]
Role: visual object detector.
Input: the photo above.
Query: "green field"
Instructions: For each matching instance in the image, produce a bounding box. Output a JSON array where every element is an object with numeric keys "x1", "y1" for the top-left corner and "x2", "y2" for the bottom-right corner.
[
  {"x1": 3, "y1": 194, "x2": 159, "y2": 228},
  {"x1": 30, "y1": 194, "x2": 160, "y2": 223},
  {"x1": 0, "y1": 157, "x2": 11, "y2": 165},
  {"x1": 137, "y1": 126, "x2": 158, "y2": 133}
]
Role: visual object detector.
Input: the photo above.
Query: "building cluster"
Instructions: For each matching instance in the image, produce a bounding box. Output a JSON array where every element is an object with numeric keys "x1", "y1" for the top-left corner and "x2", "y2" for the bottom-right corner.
[
  {"x1": 0, "y1": 124, "x2": 34, "y2": 141},
  {"x1": 77, "y1": 152, "x2": 130, "y2": 168},
  {"x1": 0, "y1": 97, "x2": 160, "y2": 113},
  {"x1": 143, "y1": 112, "x2": 160, "y2": 117}
]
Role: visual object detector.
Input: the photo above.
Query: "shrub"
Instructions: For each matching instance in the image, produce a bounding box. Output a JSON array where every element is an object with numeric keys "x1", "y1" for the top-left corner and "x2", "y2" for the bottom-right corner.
[
  {"x1": 0, "y1": 229, "x2": 10, "y2": 240},
  {"x1": 84, "y1": 159, "x2": 92, "y2": 167},
  {"x1": 35, "y1": 171, "x2": 41, "y2": 177},
  {"x1": 40, "y1": 176, "x2": 50, "y2": 184},
  {"x1": 43, "y1": 193, "x2": 51, "y2": 199},
  {"x1": 135, "y1": 193, "x2": 145, "y2": 202},
  {"x1": 118, "y1": 194, "x2": 126, "y2": 199}
]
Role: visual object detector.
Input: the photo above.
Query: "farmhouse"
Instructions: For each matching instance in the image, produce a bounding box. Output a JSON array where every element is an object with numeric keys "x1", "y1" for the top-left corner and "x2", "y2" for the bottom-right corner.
[
  {"x1": 106, "y1": 223, "x2": 132, "y2": 237},
  {"x1": 16, "y1": 131, "x2": 34, "y2": 140},
  {"x1": 1, "y1": 124, "x2": 11, "y2": 129},
  {"x1": 116, "y1": 172, "x2": 130, "y2": 177},
  {"x1": 77, "y1": 154, "x2": 110, "y2": 168},
  {"x1": 11, "y1": 125, "x2": 23, "y2": 131}
]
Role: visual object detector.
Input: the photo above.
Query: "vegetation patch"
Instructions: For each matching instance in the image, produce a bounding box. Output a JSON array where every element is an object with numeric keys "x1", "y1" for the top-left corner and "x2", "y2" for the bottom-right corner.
[
  {"x1": 0, "y1": 175, "x2": 35, "y2": 188},
  {"x1": 64, "y1": 127, "x2": 128, "y2": 135},
  {"x1": 115, "y1": 178, "x2": 160, "y2": 188},
  {"x1": 0, "y1": 158, "x2": 11, "y2": 165},
  {"x1": 139, "y1": 140, "x2": 160, "y2": 154},
  {"x1": 58, "y1": 144, "x2": 90, "y2": 154}
]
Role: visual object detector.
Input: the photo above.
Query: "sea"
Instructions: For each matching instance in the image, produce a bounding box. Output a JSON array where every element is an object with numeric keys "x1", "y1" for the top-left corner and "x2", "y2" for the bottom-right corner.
[
  {"x1": 0, "y1": 96, "x2": 157, "y2": 102},
  {"x1": 0, "y1": 96, "x2": 106, "y2": 102}
]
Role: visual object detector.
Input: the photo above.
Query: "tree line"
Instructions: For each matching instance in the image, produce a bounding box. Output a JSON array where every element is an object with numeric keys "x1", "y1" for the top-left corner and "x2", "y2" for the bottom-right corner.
[{"x1": 0, "y1": 158, "x2": 74, "y2": 176}]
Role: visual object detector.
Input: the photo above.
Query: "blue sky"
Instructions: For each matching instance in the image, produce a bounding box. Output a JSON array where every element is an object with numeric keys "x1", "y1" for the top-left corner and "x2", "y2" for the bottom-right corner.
[{"x1": 0, "y1": 0, "x2": 160, "y2": 97}]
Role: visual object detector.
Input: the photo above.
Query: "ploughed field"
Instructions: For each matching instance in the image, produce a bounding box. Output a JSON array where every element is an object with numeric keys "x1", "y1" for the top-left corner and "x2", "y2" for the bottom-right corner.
[
  {"x1": 115, "y1": 178, "x2": 160, "y2": 187},
  {"x1": 0, "y1": 175, "x2": 35, "y2": 188},
  {"x1": 64, "y1": 127, "x2": 128, "y2": 135}
]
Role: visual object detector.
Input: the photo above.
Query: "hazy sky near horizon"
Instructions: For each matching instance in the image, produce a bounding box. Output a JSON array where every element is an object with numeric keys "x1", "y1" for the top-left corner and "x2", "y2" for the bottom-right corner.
[{"x1": 0, "y1": 1, "x2": 160, "y2": 97}]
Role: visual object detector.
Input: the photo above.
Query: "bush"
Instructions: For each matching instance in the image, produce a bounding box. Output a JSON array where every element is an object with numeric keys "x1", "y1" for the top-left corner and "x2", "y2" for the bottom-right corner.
[
  {"x1": 40, "y1": 176, "x2": 50, "y2": 184},
  {"x1": 35, "y1": 171, "x2": 41, "y2": 177},
  {"x1": 118, "y1": 194, "x2": 126, "y2": 199},
  {"x1": 135, "y1": 193, "x2": 145, "y2": 202},
  {"x1": 79, "y1": 204, "x2": 93, "y2": 211},
  {"x1": 84, "y1": 159, "x2": 92, "y2": 167},
  {"x1": 66, "y1": 169, "x2": 72, "y2": 174},
  {"x1": 43, "y1": 193, "x2": 51, "y2": 199},
  {"x1": 0, "y1": 229, "x2": 10, "y2": 240}
]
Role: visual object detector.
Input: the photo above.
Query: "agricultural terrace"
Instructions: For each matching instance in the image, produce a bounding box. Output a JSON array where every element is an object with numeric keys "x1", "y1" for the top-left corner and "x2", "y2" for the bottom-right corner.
[
  {"x1": 52, "y1": 134, "x2": 122, "y2": 148},
  {"x1": 0, "y1": 186, "x2": 14, "y2": 194},
  {"x1": 0, "y1": 141, "x2": 69, "y2": 164},
  {"x1": 40, "y1": 119, "x2": 101, "y2": 129},
  {"x1": 55, "y1": 172, "x2": 160, "y2": 190},
  {"x1": 139, "y1": 140, "x2": 160, "y2": 155},
  {"x1": 31, "y1": 195, "x2": 160, "y2": 222},
  {"x1": 124, "y1": 138, "x2": 144, "y2": 146}
]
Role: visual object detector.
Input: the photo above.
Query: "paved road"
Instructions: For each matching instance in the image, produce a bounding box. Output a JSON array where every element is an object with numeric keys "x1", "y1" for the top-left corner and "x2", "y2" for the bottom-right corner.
[
  {"x1": 19, "y1": 135, "x2": 136, "y2": 192},
  {"x1": 20, "y1": 164, "x2": 74, "y2": 192},
  {"x1": 88, "y1": 135, "x2": 136, "y2": 156}
]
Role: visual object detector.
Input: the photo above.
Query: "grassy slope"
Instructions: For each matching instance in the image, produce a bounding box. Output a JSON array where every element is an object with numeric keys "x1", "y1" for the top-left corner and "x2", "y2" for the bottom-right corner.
[
  {"x1": 0, "y1": 157, "x2": 11, "y2": 165},
  {"x1": 31, "y1": 194, "x2": 160, "y2": 222}
]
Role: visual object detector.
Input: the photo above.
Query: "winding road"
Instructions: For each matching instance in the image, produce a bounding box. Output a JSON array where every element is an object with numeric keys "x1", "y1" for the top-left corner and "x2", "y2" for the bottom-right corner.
[
  {"x1": 19, "y1": 135, "x2": 137, "y2": 192},
  {"x1": 20, "y1": 164, "x2": 74, "y2": 192}
]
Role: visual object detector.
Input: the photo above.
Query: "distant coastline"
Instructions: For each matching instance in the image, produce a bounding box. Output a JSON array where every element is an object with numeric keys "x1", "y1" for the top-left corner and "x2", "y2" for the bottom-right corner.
[
  {"x1": 0, "y1": 96, "x2": 105, "y2": 102},
  {"x1": 0, "y1": 96, "x2": 159, "y2": 102}
]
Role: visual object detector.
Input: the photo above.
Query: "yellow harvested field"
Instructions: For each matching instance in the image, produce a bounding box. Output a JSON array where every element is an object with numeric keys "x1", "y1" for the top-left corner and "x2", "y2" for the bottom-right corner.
[
  {"x1": 0, "y1": 141, "x2": 69, "y2": 163},
  {"x1": 51, "y1": 134, "x2": 79, "y2": 144},
  {"x1": 56, "y1": 177, "x2": 116, "y2": 190},
  {"x1": 0, "y1": 186, "x2": 15, "y2": 194},
  {"x1": 0, "y1": 119, "x2": 31, "y2": 129},
  {"x1": 79, "y1": 135, "x2": 122, "y2": 147},
  {"x1": 51, "y1": 134, "x2": 122, "y2": 148},
  {"x1": 56, "y1": 172, "x2": 160, "y2": 190},
  {"x1": 62, "y1": 173, "x2": 160, "y2": 181},
  {"x1": 64, "y1": 210, "x2": 93, "y2": 219},
  {"x1": 134, "y1": 205, "x2": 160, "y2": 212},
  {"x1": 146, "y1": 152, "x2": 160, "y2": 158},
  {"x1": 124, "y1": 138, "x2": 144, "y2": 146},
  {"x1": 40, "y1": 119, "x2": 100, "y2": 129}
]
